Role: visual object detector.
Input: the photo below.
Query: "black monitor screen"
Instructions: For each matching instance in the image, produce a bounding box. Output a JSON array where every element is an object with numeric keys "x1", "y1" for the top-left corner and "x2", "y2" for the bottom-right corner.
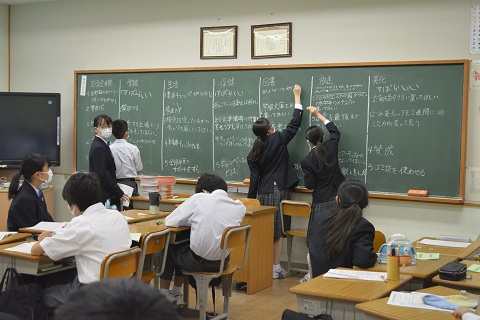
[{"x1": 0, "y1": 92, "x2": 60, "y2": 168}]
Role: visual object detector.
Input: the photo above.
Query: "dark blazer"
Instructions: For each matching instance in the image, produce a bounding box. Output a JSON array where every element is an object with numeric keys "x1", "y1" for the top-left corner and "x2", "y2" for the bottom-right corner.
[
  {"x1": 301, "y1": 122, "x2": 345, "y2": 204},
  {"x1": 247, "y1": 108, "x2": 303, "y2": 198},
  {"x1": 308, "y1": 207, "x2": 378, "y2": 277},
  {"x1": 7, "y1": 182, "x2": 54, "y2": 231},
  {"x1": 89, "y1": 136, "x2": 123, "y2": 206}
]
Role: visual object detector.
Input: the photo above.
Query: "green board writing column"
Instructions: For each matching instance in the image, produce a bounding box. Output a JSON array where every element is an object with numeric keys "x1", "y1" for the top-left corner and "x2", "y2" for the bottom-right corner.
[{"x1": 75, "y1": 60, "x2": 467, "y2": 201}]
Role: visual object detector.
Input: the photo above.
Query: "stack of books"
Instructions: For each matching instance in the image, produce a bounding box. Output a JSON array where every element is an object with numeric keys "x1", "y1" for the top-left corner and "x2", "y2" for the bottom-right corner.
[
  {"x1": 156, "y1": 176, "x2": 176, "y2": 199},
  {"x1": 139, "y1": 175, "x2": 158, "y2": 197}
]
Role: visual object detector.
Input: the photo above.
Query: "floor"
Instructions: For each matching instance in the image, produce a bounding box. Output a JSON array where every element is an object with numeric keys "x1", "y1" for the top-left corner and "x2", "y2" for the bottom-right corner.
[{"x1": 176, "y1": 273, "x2": 304, "y2": 319}]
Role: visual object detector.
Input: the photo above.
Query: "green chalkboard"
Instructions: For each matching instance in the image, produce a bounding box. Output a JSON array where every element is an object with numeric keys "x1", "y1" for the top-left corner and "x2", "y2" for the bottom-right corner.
[{"x1": 75, "y1": 61, "x2": 468, "y2": 200}]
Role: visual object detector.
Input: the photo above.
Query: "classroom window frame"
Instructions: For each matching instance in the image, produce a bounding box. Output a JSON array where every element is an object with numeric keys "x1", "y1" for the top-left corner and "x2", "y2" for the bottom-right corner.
[
  {"x1": 200, "y1": 25, "x2": 238, "y2": 59},
  {"x1": 251, "y1": 22, "x2": 292, "y2": 59}
]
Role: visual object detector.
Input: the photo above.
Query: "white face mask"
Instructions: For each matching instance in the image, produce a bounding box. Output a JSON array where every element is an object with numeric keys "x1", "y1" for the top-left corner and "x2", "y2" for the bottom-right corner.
[
  {"x1": 67, "y1": 203, "x2": 76, "y2": 217},
  {"x1": 39, "y1": 169, "x2": 53, "y2": 183},
  {"x1": 97, "y1": 127, "x2": 112, "y2": 139}
]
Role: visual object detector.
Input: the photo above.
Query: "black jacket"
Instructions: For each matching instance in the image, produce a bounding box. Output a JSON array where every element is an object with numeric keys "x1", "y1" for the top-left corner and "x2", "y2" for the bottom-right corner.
[
  {"x1": 301, "y1": 121, "x2": 345, "y2": 204},
  {"x1": 247, "y1": 108, "x2": 303, "y2": 198},
  {"x1": 89, "y1": 136, "x2": 123, "y2": 206},
  {"x1": 308, "y1": 207, "x2": 378, "y2": 277},
  {"x1": 7, "y1": 182, "x2": 54, "y2": 231}
]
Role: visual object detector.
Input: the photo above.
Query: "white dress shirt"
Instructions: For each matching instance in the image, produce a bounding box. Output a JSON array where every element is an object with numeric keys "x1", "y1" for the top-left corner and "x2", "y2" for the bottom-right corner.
[
  {"x1": 40, "y1": 203, "x2": 131, "y2": 284},
  {"x1": 110, "y1": 139, "x2": 143, "y2": 178},
  {"x1": 165, "y1": 190, "x2": 246, "y2": 261}
]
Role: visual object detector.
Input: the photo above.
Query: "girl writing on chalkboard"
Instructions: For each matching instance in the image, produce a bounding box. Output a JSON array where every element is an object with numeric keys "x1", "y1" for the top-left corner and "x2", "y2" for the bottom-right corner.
[
  {"x1": 247, "y1": 84, "x2": 304, "y2": 279},
  {"x1": 299, "y1": 106, "x2": 345, "y2": 282},
  {"x1": 308, "y1": 179, "x2": 377, "y2": 278},
  {"x1": 7, "y1": 153, "x2": 55, "y2": 231}
]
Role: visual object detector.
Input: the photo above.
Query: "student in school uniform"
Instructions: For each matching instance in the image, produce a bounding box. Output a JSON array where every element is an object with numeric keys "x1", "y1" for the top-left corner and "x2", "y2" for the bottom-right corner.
[
  {"x1": 31, "y1": 172, "x2": 132, "y2": 310},
  {"x1": 299, "y1": 106, "x2": 345, "y2": 282},
  {"x1": 110, "y1": 119, "x2": 143, "y2": 209},
  {"x1": 159, "y1": 173, "x2": 246, "y2": 305},
  {"x1": 89, "y1": 114, "x2": 128, "y2": 209},
  {"x1": 307, "y1": 179, "x2": 377, "y2": 278},
  {"x1": 7, "y1": 153, "x2": 54, "y2": 231},
  {"x1": 247, "y1": 84, "x2": 303, "y2": 279},
  {"x1": 453, "y1": 307, "x2": 480, "y2": 319}
]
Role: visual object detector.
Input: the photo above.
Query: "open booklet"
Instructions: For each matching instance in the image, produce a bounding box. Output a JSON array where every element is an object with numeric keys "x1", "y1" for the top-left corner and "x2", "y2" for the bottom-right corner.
[{"x1": 323, "y1": 269, "x2": 387, "y2": 282}]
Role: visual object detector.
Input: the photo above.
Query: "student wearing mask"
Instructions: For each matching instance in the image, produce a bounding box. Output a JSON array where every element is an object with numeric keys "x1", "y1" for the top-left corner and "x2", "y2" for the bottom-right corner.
[
  {"x1": 247, "y1": 84, "x2": 303, "y2": 279},
  {"x1": 89, "y1": 114, "x2": 128, "y2": 209},
  {"x1": 7, "y1": 153, "x2": 54, "y2": 231},
  {"x1": 31, "y1": 172, "x2": 131, "y2": 310}
]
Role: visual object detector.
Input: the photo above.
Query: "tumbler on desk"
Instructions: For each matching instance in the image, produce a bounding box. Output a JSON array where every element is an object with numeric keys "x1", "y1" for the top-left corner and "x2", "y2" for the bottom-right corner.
[
  {"x1": 149, "y1": 192, "x2": 160, "y2": 214},
  {"x1": 387, "y1": 250, "x2": 400, "y2": 281}
]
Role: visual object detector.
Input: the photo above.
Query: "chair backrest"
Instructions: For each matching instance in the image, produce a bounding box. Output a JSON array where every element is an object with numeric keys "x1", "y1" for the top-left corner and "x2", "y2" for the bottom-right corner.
[
  {"x1": 138, "y1": 229, "x2": 170, "y2": 276},
  {"x1": 100, "y1": 246, "x2": 142, "y2": 280},
  {"x1": 373, "y1": 230, "x2": 386, "y2": 252},
  {"x1": 217, "y1": 225, "x2": 252, "y2": 276},
  {"x1": 280, "y1": 200, "x2": 311, "y2": 218},
  {"x1": 233, "y1": 198, "x2": 260, "y2": 206}
]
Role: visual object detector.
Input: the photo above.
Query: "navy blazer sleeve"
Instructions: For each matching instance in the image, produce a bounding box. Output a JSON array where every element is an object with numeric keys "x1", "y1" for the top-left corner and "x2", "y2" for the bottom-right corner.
[
  {"x1": 351, "y1": 219, "x2": 378, "y2": 269},
  {"x1": 280, "y1": 108, "x2": 303, "y2": 144}
]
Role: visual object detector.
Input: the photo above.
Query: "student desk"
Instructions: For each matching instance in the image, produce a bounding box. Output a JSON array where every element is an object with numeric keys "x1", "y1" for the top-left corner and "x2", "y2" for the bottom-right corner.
[
  {"x1": 355, "y1": 285, "x2": 477, "y2": 320},
  {"x1": 130, "y1": 195, "x2": 190, "y2": 211},
  {"x1": 359, "y1": 255, "x2": 457, "y2": 290},
  {"x1": 412, "y1": 237, "x2": 480, "y2": 260},
  {"x1": 0, "y1": 233, "x2": 32, "y2": 245},
  {"x1": 289, "y1": 269, "x2": 412, "y2": 320},
  {"x1": 0, "y1": 240, "x2": 75, "y2": 278},
  {"x1": 122, "y1": 209, "x2": 170, "y2": 223},
  {"x1": 432, "y1": 259, "x2": 480, "y2": 293}
]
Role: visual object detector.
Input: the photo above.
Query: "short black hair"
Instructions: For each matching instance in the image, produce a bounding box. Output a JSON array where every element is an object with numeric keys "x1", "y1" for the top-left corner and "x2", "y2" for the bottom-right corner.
[
  {"x1": 55, "y1": 278, "x2": 178, "y2": 320},
  {"x1": 93, "y1": 114, "x2": 113, "y2": 128},
  {"x1": 112, "y1": 119, "x2": 128, "y2": 139},
  {"x1": 195, "y1": 173, "x2": 228, "y2": 193},
  {"x1": 62, "y1": 172, "x2": 101, "y2": 212}
]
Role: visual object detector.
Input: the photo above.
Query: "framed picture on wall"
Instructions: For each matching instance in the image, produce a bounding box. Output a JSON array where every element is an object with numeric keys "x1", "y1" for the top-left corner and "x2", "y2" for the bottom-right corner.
[
  {"x1": 200, "y1": 26, "x2": 238, "y2": 59},
  {"x1": 251, "y1": 22, "x2": 292, "y2": 59}
]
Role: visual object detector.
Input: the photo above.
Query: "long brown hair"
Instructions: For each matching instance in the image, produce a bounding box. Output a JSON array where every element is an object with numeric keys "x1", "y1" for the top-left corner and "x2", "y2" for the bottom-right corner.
[{"x1": 322, "y1": 180, "x2": 369, "y2": 257}]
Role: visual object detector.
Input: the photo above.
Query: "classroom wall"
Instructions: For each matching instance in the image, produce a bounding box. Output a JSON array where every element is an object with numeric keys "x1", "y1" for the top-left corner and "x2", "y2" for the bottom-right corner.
[
  {"x1": 0, "y1": 5, "x2": 8, "y2": 91},
  {"x1": 3, "y1": 0, "x2": 480, "y2": 263}
]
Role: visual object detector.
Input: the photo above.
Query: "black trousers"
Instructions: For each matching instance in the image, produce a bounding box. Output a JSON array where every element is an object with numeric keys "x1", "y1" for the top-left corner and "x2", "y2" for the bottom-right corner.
[{"x1": 160, "y1": 242, "x2": 227, "y2": 281}]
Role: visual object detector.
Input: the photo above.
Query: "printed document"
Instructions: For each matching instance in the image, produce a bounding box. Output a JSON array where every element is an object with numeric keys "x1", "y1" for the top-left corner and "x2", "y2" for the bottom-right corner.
[
  {"x1": 323, "y1": 269, "x2": 387, "y2": 281},
  {"x1": 418, "y1": 239, "x2": 470, "y2": 248}
]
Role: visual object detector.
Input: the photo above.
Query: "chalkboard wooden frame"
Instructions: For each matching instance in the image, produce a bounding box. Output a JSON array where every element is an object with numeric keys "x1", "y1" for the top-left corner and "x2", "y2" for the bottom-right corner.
[{"x1": 74, "y1": 60, "x2": 469, "y2": 204}]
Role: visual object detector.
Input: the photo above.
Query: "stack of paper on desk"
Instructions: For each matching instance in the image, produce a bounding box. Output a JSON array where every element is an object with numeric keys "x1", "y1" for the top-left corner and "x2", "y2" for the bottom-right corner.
[
  {"x1": 323, "y1": 269, "x2": 387, "y2": 281},
  {"x1": 418, "y1": 239, "x2": 470, "y2": 248},
  {"x1": 5, "y1": 242, "x2": 36, "y2": 254},
  {"x1": 387, "y1": 291, "x2": 451, "y2": 312},
  {"x1": 25, "y1": 222, "x2": 67, "y2": 232}
]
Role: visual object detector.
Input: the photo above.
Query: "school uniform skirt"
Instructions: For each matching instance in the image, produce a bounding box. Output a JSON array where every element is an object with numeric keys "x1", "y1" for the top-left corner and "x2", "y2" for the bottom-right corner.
[{"x1": 258, "y1": 186, "x2": 291, "y2": 238}]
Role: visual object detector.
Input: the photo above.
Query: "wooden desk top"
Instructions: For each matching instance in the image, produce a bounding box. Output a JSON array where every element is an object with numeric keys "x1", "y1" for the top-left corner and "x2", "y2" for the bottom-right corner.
[
  {"x1": 432, "y1": 260, "x2": 480, "y2": 290},
  {"x1": 128, "y1": 219, "x2": 167, "y2": 235},
  {"x1": 122, "y1": 209, "x2": 169, "y2": 223},
  {"x1": 413, "y1": 237, "x2": 480, "y2": 260},
  {"x1": 356, "y1": 286, "x2": 478, "y2": 320},
  {"x1": 0, "y1": 240, "x2": 50, "y2": 262},
  {"x1": 289, "y1": 269, "x2": 412, "y2": 303},
  {"x1": 360, "y1": 255, "x2": 457, "y2": 279},
  {"x1": 0, "y1": 233, "x2": 32, "y2": 245}
]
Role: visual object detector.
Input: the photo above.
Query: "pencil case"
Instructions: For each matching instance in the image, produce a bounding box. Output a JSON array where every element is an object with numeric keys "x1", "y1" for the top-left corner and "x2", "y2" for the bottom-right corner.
[{"x1": 438, "y1": 262, "x2": 467, "y2": 281}]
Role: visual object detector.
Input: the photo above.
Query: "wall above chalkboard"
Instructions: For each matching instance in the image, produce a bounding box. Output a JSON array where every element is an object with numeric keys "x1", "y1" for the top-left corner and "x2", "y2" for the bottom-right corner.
[{"x1": 74, "y1": 60, "x2": 468, "y2": 204}]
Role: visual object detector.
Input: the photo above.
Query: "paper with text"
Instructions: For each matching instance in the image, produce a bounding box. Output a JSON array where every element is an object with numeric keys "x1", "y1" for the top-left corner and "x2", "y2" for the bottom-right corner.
[
  {"x1": 0, "y1": 232, "x2": 16, "y2": 240},
  {"x1": 5, "y1": 242, "x2": 36, "y2": 254},
  {"x1": 117, "y1": 183, "x2": 134, "y2": 208},
  {"x1": 387, "y1": 291, "x2": 450, "y2": 312},
  {"x1": 323, "y1": 269, "x2": 387, "y2": 281},
  {"x1": 25, "y1": 222, "x2": 67, "y2": 232},
  {"x1": 418, "y1": 239, "x2": 470, "y2": 248}
]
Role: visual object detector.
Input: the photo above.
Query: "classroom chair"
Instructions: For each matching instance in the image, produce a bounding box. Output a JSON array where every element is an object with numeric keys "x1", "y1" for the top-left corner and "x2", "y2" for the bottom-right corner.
[
  {"x1": 138, "y1": 229, "x2": 170, "y2": 288},
  {"x1": 233, "y1": 197, "x2": 260, "y2": 206},
  {"x1": 280, "y1": 200, "x2": 312, "y2": 276},
  {"x1": 373, "y1": 230, "x2": 387, "y2": 252},
  {"x1": 183, "y1": 225, "x2": 252, "y2": 320},
  {"x1": 100, "y1": 246, "x2": 142, "y2": 281}
]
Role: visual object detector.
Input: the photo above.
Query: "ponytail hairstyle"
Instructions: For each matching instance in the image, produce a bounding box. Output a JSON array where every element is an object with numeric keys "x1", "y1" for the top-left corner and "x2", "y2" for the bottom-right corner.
[
  {"x1": 305, "y1": 125, "x2": 329, "y2": 170},
  {"x1": 247, "y1": 118, "x2": 270, "y2": 162},
  {"x1": 8, "y1": 153, "x2": 50, "y2": 200},
  {"x1": 322, "y1": 180, "x2": 369, "y2": 257}
]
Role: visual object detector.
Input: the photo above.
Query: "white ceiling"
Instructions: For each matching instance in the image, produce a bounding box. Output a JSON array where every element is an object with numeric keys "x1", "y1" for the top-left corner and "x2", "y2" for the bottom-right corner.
[{"x1": 0, "y1": 0, "x2": 56, "y2": 4}]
